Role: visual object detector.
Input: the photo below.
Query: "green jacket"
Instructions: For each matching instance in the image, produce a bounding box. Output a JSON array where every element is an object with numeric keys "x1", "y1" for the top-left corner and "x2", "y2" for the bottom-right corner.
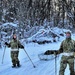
[
  {"x1": 7, "y1": 39, "x2": 24, "y2": 50},
  {"x1": 58, "y1": 38, "x2": 75, "y2": 53}
]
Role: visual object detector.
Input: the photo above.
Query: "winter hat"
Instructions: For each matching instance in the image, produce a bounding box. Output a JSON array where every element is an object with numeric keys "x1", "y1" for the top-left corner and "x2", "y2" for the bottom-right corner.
[
  {"x1": 65, "y1": 31, "x2": 71, "y2": 35},
  {"x1": 13, "y1": 34, "x2": 17, "y2": 39},
  {"x1": 65, "y1": 31, "x2": 71, "y2": 39}
]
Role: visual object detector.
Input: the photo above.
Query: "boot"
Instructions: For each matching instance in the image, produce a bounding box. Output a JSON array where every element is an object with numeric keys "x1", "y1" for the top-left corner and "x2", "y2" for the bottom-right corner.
[
  {"x1": 12, "y1": 59, "x2": 16, "y2": 68},
  {"x1": 12, "y1": 64, "x2": 16, "y2": 68},
  {"x1": 17, "y1": 61, "x2": 21, "y2": 67}
]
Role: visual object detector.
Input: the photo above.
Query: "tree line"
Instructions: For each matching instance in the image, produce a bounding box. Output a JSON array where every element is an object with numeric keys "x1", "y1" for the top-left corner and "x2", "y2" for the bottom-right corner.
[{"x1": 0, "y1": 0, "x2": 75, "y2": 30}]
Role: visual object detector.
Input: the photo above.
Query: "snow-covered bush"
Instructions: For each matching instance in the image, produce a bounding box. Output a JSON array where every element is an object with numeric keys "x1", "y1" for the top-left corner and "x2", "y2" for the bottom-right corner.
[{"x1": 26, "y1": 27, "x2": 67, "y2": 44}]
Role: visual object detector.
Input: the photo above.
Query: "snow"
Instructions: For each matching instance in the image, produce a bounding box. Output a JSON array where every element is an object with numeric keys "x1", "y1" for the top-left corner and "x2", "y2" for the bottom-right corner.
[
  {"x1": 0, "y1": 43, "x2": 57, "y2": 75},
  {"x1": 1, "y1": 31, "x2": 7, "y2": 35},
  {"x1": 26, "y1": 27, "x2": 65, "y2": 43},
  {"x1": 0, "y1": 28, "x2": 74, "y2": 75},
  {"x1": 0, "y1": 39, "x2": 72, "y2": 75},
  {"x1": 2, "y1": 22, "x2": 17, "y2": 27}
]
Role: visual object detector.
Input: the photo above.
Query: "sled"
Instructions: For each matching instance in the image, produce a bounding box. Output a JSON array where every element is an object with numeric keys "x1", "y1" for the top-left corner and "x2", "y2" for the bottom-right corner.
[
  {"x1": 38, "y1": 53, "x2": 56, "y2": 61},
  {"x1": 38, "y1": 50, "x2": 58, "y2": 61}
]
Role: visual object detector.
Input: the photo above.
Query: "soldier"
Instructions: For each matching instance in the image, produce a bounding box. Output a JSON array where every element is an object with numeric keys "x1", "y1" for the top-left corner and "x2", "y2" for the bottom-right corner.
[
  {"x1": 54, "y1": 31, "x2": 75, "y2": 75},
  {"x1": 5, "y1": 34, "x2": 24, "y2": 68}
]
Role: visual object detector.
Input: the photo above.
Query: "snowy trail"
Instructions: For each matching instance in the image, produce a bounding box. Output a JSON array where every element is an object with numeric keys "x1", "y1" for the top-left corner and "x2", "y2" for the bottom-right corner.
[{"x1": 0, "y1": 41, "x2": 72, "y2": 75}]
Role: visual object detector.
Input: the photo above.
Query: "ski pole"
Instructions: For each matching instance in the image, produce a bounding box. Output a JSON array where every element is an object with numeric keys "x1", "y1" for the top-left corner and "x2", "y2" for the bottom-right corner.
[
  {"x1": 2, "y1": 45, "x2": 6, "y2": 64},
  {"x1": 23, "y1": 48, "x2": 36, "y2": 68},
  {"x1": 55, "y1": 55, "x2": 57, "y2": 75}
]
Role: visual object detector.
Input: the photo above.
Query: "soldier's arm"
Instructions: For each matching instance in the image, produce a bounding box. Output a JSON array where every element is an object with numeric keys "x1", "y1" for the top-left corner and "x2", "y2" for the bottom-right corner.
[
  {"x1": 73, "y1": 41, "x2": 75, "y2": 57},
  {"x1": 18, "y1": 40, "x2": 24, "y2": 49},
  {"x1": 74, "y1": 41, "x2": 75, "y2": 52},
  {"x1": 5, "y1": 42, "x2": 11, "y2": 47},
  {"x1": 58, "y1": 42, "x2": 63, "y2": 53},
  {"x1": 54, "y1": 41, "x2": 63, "y2": 55}
]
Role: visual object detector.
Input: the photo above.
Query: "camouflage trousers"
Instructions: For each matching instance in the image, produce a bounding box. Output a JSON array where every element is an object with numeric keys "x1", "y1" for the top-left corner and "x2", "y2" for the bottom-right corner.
[
  {"x1": 11, "y1": 51, "x2": 19, "y2": 66},
  {"x1": 59, "y1": 56, "x2": 75, "y2": 75}
]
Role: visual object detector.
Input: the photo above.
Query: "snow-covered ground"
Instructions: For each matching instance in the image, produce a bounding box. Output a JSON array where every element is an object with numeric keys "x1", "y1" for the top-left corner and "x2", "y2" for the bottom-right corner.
[
  {"x1": 0, "y1": 27, "x2": 75, "y2": 75},
  {"x1": 1, "y1": 34, "x2": 75, "y2": 75}
]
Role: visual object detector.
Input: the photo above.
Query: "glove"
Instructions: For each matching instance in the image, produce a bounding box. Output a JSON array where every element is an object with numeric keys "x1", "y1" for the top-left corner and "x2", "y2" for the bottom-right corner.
[
  {"x1": 19, "y1": 45, "x2": 24, "y2": 49},
  {"x1": 5, "y1": 42, "x2": 8, "y2": 45},
  {"x1": 21, "y1": 46, "x2": 24, "y2": 49}
]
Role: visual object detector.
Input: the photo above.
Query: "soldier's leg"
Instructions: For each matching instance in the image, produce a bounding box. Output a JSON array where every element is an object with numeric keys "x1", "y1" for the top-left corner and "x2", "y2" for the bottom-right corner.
[
  {"x1": 11, "y1": 51, "x2": 16, "y2": 67},
  {"x1": 59, "y1": 57, "x2": 67, "y2": 75},
  {"x1": 68, "y1": 57, "x2": 74, "y2": 75},
  {"x1": 14, "y1": 51, "x2": 20, "y2": 67}
]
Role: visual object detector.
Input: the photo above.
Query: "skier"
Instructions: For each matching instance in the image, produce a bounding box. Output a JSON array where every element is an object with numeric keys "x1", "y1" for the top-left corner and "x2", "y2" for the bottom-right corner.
[
  {"x1": 54, "y1": 31, "x2": 75, "y2": 75},
  {"x1": 5, "y1": 34, "x2": 24, "y2": 68}
]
